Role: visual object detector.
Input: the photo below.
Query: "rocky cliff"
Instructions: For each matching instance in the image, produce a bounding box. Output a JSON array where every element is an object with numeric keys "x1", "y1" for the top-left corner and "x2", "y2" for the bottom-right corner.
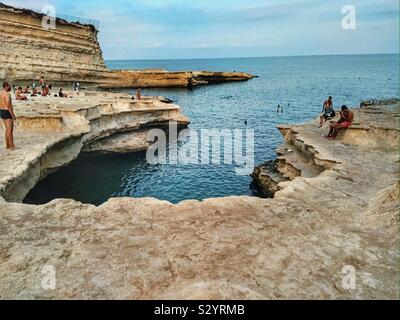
[
  {"x1": 0, "y1": 4, "x2": 255, "y2": 88},
  {"x1": 0, "y1": 3, "x2": 109, "y2": 85}
]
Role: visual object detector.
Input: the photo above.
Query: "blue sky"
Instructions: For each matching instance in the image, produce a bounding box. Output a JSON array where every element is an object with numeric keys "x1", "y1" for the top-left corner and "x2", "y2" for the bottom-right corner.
[{"x1": 4, "y1": 0, "x2": 399, "y2": 59}]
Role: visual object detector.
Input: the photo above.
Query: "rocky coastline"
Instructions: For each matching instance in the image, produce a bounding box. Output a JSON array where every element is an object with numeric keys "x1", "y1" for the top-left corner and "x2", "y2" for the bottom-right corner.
[
  {"x1": 0, "y1": 4, "x2": 255, "y2": 88},
  {"x1": 0, "y1": 97, "x2": 398, "y2": 299},
  {"x1": 0, "y1": 2, "x2": 398, "y2": 301},
  {"x1": 0, "y1": 90, "x2": 190, "y2": 203}
]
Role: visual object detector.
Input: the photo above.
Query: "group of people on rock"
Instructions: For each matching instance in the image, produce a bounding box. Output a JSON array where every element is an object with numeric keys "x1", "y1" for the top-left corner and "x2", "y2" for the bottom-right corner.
[
  {"x1": 320, "y1": 96, "x2": 354, "y2": 140},
  {"x1": 0, "y1": 77, "x2": 77, "y2": 150},
  {"x1": 10, "y1": 75, "x2": 76, "y2": 101},
  {"x1": 32, "y1": 76, "x2": 53, "y2": 97},
  {"x1": 10, "y1": 77, "x2": 51, "y2": 100},
  {"x1": 274, "y1": 97, "x2": 354, "y2": 139}
]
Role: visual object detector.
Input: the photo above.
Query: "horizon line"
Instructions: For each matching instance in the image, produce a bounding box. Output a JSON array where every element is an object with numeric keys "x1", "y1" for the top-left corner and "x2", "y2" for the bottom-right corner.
[{"x1": 104, "y1": 52, "x2": 399, "y2": 62}]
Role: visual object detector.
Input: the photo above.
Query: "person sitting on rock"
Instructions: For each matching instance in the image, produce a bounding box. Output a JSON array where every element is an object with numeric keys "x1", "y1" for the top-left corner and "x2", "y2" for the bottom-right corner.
[
  {"x1": 319, "y1": 96, "x2": 335, "y2": 127},
  {"x1": 325, "y1": 105, "x2": 354, "y2": 140},
  {"x1": 22, "y1": 86, "x2": 31, "y2": 94},
  {"x1": 73, "y1": 82, "x2": 80, "y2": 92},
  {"x1": 42, "y1": 85, "x2": 50, "y2": 97},
  {"x1": 58, "y1": 88, "x2": 67, "y2": 98},
  {"x1": 31, "y1": 87, "x2": 38, "y2": 97},
  {"x1": 15, "y1": 87, "x2": 28, "y2": 101}
]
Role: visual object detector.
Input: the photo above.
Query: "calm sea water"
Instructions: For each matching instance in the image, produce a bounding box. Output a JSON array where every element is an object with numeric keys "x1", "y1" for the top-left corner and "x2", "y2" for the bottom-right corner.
[{"x1": 25, "y1": 55, "x2": 399, "y2": 205}]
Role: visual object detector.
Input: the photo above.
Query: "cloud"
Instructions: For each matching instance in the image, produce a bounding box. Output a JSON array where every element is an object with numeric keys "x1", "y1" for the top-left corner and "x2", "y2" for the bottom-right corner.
[
  {"x1": 2, "y1": 0, "x2": 59, "y2": 11},
  {"x1": 2, "y1": 0, "x2": 398, "y2": 59}
]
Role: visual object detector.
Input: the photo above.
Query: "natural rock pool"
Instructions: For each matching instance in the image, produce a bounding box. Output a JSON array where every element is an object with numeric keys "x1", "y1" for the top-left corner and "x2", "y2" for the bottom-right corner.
[{"x1": 24, "y1": 55, "x2": 399, "y2": 205}]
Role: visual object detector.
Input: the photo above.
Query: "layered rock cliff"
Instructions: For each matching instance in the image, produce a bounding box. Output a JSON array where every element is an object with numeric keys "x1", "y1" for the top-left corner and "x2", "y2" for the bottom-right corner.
[
  {"x1": 0, "y1": 4, "x2": 255, "y2": 88},
  {"x1": 0, "y1": 3, "x2": 109, "y2": 85}
]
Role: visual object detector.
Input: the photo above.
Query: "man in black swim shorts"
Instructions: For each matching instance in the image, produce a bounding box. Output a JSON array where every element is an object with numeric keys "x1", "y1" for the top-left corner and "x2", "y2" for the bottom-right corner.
[{"x1": 0, "y1": 82, "x2": 16, "y2": 149}]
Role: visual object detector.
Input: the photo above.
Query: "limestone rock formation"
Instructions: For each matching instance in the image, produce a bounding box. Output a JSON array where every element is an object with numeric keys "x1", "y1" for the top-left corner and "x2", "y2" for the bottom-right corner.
[
  {"x1": 0, "y1": 99, "x2": 398, "y2": 299},
  {"x1": 82, "y1": 130, "x2": 152, "y2": 154},
  {"x1": 252, "y1": 101, "x2": 400, "y2": 196},
  {"x1": 0, "y1": 4, "x2": 255, "y2": 88},
  {"x1": 0, "y1": 3, "x2": 108, "y2": 85},
  {"x1": 251, "y1": 160, "x2": 288, "y2": 197},
  {"x1": 0, "y1": 90, "x2": 189, "y2": 202}
]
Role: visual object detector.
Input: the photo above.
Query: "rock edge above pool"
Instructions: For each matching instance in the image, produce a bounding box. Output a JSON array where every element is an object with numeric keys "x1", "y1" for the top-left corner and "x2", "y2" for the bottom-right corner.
[
  {"x1": 0, "y1": 98, "x2": 398, "y2": 300},
  {"x1": 0, "y1": 90, "x2": 190, "y2": 202}
]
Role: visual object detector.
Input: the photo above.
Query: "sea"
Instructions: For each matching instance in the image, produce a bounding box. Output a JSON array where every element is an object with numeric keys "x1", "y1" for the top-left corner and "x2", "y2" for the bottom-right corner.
[{"x1": 24, "y1": 54, "x2": 399, "y2": 205}]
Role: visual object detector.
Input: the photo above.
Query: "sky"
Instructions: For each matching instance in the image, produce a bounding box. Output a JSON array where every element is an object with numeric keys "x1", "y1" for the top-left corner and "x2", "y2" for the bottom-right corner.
[{"x1": 3, "y1": 0, "x2": 399, "y2": 60}]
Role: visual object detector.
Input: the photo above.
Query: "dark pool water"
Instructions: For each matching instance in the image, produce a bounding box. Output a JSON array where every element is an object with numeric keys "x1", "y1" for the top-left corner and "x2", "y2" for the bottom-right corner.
[{"x1": 24, "y1": 54, "x2": 399, "y2": 205}]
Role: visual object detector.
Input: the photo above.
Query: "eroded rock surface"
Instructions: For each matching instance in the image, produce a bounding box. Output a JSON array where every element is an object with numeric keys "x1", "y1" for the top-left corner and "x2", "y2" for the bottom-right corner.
[
  {"x1": 0, "y1": 90, "x2": 189, "y2": 202},
  {"x1": 0, "y1": 100, "x2": 398, "y2": 300}
]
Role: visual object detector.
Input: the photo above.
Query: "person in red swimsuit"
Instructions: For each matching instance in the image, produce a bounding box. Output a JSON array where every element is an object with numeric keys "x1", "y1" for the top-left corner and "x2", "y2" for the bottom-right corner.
[{"x1": 326, "y1": 105, "x2": 354, "y2": 140}]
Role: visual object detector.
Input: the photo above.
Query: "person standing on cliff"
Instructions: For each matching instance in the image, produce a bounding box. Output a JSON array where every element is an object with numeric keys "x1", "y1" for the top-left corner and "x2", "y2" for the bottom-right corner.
[
  {"x1": 0, "y1": 82, "x2": 16, "y2": 150},
  {"x1": 39, "y1": 75, "x2": 45, "y2": 90},
  {"x1": 135, "y1": 88, "x2": 142, "y2": 101}
]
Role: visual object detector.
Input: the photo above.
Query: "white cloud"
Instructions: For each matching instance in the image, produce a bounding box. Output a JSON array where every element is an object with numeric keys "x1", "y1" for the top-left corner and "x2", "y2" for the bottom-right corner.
[{"x1": 2, "y1": 0, "x2": 56, "y2": 11}]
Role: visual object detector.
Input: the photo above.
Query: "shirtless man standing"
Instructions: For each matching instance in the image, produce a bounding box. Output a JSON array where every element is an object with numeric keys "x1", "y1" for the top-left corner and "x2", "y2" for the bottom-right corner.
[{"x1": 0, "y1": 82, "x2": 16, "y2": 150}]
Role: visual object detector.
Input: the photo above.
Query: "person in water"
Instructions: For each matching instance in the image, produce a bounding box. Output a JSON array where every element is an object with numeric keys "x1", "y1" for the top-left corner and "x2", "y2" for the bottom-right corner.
[
  {"x1": 15, "y1": 87, "x2": 28, "y2": 101},
  {"x1": 0, "y1": 82, "x2": 16, "y2": 150},
  {"x1": 326, "y1": 105, "x2": 354, "y2": 140},
  {"x1": 319, "y1": 96, "x2": 335, "y2": 127}
]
